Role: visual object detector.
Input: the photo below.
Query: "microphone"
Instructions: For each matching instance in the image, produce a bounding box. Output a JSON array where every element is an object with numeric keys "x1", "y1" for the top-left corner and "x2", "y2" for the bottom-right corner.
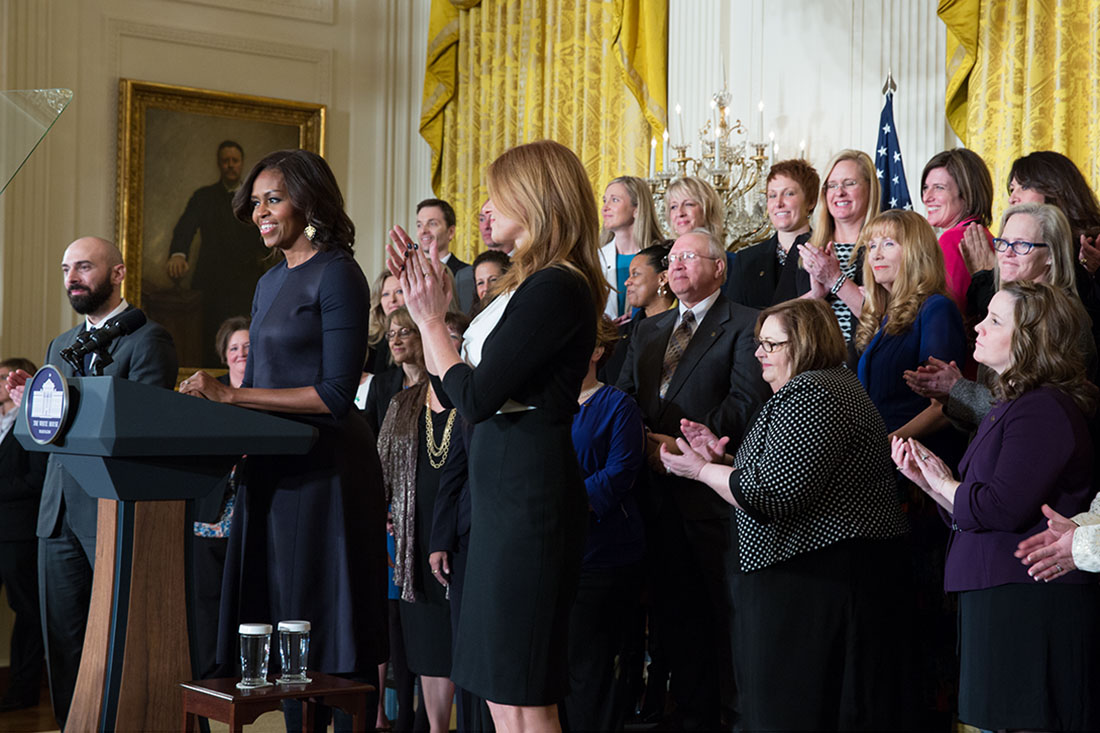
[{"x1": 60, "y1": 308, "x2": 147, "y2": 375}]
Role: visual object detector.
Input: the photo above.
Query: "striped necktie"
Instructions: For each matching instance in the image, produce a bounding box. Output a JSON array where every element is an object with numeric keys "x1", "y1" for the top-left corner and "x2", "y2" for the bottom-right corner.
[{"x1": 659, "y1": 310, "x2": 695, "y2": 398}]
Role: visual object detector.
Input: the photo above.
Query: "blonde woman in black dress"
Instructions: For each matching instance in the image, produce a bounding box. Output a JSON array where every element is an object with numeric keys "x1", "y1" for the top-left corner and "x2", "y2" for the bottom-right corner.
[{"x1": 388, "y1": 140, "x2": 608, "y2": 733}]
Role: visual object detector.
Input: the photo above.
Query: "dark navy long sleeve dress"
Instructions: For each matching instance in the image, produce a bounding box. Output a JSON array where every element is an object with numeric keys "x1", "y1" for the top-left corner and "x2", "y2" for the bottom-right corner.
[{"x1": 217, "y1": 247, "x2": 388, "y2": 676}]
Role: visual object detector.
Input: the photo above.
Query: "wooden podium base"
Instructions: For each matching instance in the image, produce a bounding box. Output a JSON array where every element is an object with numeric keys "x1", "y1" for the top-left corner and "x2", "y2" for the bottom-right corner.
[{"x1": 65, "y1": 498, "x2": 191, "y2": 732}]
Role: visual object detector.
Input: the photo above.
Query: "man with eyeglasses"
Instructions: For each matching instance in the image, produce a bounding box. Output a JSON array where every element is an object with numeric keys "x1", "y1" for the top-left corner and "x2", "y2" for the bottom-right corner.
[{"x1": 617, "y1": 229, "x2": 770, "y2": 730}]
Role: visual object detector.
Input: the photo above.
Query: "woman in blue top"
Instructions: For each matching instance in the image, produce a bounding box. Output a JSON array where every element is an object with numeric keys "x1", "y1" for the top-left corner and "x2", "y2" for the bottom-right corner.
[
  {"x1": 853, "y1": 208, "x2": 967, "y2": 728},
  {"x1": 181, "y1": 149, "x2": 387, "y2": 726},
  {"x1": 561, "y1": 318, "x2": 645, "y2": 732},
  {"x1": 855, "y1": 209, "x2": 967, "y2": 442}
]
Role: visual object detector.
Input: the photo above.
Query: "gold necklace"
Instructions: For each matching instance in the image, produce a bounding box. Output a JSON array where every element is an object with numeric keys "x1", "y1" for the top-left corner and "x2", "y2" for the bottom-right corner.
[{"x1": 424, "y1": 391, "x2": 457, "y2": 469}]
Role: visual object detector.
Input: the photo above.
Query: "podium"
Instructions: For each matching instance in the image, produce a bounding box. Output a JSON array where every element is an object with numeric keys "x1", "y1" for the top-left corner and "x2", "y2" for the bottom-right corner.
[{"x1": 15, "y1": 375, "x2": 317, "y2": 732}]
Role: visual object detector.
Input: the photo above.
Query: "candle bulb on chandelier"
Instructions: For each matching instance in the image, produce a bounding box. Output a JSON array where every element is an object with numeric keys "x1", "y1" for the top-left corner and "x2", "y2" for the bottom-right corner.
[
  {"x1": 662, "y1": 129, "x2": 670, "y2": 172},
  {"x1": 649, "y1": 137, "x2": 656, "y2": 178},
  {"x1": 799, "y1": 139, "x2": 807, "y2": 159},
  {"x1": 675, "y1": 102, "x2": 684, "y2": 145},
  {"x1": 757, "y1": 100, "x2": 764, "y2": 142}
]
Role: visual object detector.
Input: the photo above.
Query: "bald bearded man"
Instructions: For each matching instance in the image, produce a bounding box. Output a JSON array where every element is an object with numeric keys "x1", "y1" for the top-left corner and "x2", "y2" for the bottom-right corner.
[{"x1": 6, "y1": 236, "x2": 177, "y2": 727}]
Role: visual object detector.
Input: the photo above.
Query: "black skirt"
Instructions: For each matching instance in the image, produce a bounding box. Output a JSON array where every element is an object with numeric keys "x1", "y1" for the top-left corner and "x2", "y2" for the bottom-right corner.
[
  {"x1": 729, "y1": 536, "x2": 917, "y2": 730},
  {"x1": 958, "y1": 582, "x2": 1100, "y2": 730},
  {"x1": 451, "y1": 409, "x2": 588, "y2": 706}
]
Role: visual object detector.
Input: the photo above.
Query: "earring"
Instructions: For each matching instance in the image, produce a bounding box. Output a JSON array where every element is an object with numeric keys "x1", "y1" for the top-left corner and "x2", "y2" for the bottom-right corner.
[
  {"x1": 658, "y1": 283, "x2": 668, "y2": 298},
  {"x1": 304, "y1": 223, "x2": 317, "y2": 241}
]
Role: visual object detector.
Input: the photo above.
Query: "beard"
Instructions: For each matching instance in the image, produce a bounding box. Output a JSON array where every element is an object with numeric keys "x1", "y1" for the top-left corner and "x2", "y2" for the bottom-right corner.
[{"x1": 67, "y1": 276, "x2": 114, "y2": 315}]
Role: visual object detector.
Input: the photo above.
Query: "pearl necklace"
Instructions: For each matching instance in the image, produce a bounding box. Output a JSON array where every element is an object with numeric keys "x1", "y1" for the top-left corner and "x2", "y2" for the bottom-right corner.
[{"x1": 578, "y1": 381, "x2": 603, "y2": 405}]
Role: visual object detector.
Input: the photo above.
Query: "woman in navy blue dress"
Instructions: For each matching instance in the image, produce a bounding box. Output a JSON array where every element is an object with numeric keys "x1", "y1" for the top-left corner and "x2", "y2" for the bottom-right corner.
[
  {"x1": 180, "y1": 150, "x2": 387, "y2": 698},
  {"x1": 388, "y1": 140, "x2": 608, "y2": 733}
]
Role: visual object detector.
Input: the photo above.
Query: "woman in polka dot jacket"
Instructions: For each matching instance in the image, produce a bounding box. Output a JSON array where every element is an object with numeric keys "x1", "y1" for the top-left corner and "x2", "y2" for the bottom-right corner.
[{"x1": 660, "y1": 297, "x2": 914, "y2": 730}]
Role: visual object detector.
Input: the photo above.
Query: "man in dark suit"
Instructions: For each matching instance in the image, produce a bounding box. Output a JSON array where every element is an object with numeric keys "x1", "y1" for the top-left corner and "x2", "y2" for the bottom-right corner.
[
  {"x1": 617, "y1": 229, "x2": 770, "y2": 730},
  {"x1": 416, "y1": 198, "x2": 475, "y2": 311},
  {"x1": 167, "y1": 140, "x2": 267, "y2": 365},
  {"x1": 0, "y1": 357, "x2": 47, "y2": 711},
  {"x1": 6, "y1": 236, "x2": 177, "y2": 728}
]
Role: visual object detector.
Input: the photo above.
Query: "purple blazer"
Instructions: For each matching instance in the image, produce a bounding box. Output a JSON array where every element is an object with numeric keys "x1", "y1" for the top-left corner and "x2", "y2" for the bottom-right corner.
[{"x1": 944, "y1": 386, "x2": 1095, "y2": 592}]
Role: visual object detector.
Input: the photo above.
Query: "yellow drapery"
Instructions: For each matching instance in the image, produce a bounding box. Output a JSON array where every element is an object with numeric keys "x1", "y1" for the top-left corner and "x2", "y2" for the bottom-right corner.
[
  {"x1": 940, "y1": 0, "x2": 1100, "y2": 221},
  {"x1": 420, "y1": 0, "x2": 668, "y2": 262}
]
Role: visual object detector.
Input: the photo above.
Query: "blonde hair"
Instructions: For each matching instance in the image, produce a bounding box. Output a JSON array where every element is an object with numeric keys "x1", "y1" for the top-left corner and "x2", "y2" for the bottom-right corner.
[
  {"x1": 368, "y1": 269, "x2": 398, "y2": 346},
  {"x1": 855, "y1": 210, "x2": 948, "y2": 350},
  {"x1": 666, "y1": 176, "x2": 725, "y2": 238},
  {"x1": 487, "y1": 140, "x2": 609, "y2": 317},
  {"x1": 599, "y1": 175, "x2": 664, "y2": 250},
  {"x1": 809, "y1": 149, "x2": 881, "y2": 268}
]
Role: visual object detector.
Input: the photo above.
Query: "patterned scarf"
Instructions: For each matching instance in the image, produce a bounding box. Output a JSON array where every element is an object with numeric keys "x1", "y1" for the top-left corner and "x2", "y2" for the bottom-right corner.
[{"x1": 376, "y1": 381, "x2": 429, "y2": 602}]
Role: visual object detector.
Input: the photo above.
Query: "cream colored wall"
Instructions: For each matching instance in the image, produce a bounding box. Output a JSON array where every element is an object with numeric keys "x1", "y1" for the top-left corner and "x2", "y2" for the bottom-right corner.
[
  {"x1": 669, "y1": 0, "x2": 955, "y2": 215},
  {"x1": 1, "y1": 0, "x2": 434, "y2": 363}
]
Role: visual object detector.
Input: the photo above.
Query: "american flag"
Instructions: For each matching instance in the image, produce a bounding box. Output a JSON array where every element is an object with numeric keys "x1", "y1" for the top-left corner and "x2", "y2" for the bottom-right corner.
[{"x1": 874, "y1": 91, "x2": 912, "y2": 211}]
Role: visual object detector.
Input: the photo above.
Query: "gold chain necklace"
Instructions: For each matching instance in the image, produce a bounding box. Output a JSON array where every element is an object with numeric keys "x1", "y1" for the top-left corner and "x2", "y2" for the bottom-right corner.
[{"x1": 424, "y1": 391, "x2": 457, "y2": 469}]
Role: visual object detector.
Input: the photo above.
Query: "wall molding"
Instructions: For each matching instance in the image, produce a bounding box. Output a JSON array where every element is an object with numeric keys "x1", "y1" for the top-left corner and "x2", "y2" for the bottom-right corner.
[
  {"x1": 170, "y1": 0, "x2": 334, "y2": 24},
  {"x1": 106, "y1": 19, "x2": 334, "y2": 103}
]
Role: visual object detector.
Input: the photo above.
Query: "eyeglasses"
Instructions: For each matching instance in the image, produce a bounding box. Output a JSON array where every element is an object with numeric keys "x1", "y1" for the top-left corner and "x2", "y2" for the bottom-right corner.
[
  {"x1": 754, "y1": 338, "x2": 789, "y2": 353},
  {"x1": 386, "y1": 327, "x2": 416, "y2": 341},
  {"x1": 825, "y1": 179, "x2": 863, "y2": 192},
  {"x1": 664, "y1": 252, "x2": 719, "y2": 266},
  {"x1": 992, "y1": 238, "x2": 1049, "y2": 255}
]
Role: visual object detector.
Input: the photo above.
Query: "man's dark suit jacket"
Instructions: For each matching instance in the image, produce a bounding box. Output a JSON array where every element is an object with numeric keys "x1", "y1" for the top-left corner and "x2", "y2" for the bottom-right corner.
[
  {"x1": 617, "y1": 294, "x2": 771, "y2": 520},
  {"x1": 725, "y1": 233, "x2": 811, "y2": 309},
  {"x1": 445, "y1": 254, "x2": 474, "y2": 313},
  {"x1": 0, "y1": 427, "x2": 47, "y2": 542},
  {"x1": 37, "y1": 309, "x2": 178, "y2": 540}
]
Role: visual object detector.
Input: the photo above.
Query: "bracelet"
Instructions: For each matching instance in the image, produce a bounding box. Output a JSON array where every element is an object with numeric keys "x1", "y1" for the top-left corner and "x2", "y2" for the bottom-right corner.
[{"x1": 829, "y1": 274, "x2": 847, "y2": 296}]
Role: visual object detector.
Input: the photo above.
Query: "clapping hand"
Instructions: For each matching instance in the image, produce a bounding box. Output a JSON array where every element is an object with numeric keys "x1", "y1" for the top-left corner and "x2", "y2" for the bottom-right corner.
[
  {"x1": 959, "y1": 223, "x2": 995, "y2": 274},
  {"x1": 680, "y1": 418, "x2": 730, "y2": 464},
  {"x1": 1079, "y1": 234, "x2": 1100, "y2": 275},
  {"x1": 1015, "y1": 504, "x2": 1078, "y2": 581},
  {"x1": 386, "y1": 225, "x2": 452, "y2": 324},
  {"x1": 4, "y1": 369, "x2": 30, "y2": 409},
  {"x1": 798, "y1": 241, "x2": 843, "y2": 287},
  {"x1": 660, "y1": 437, "x2": 708, "y2": 481},
  {"x1": 903, "y1": 357, "x2": 963, "y2": 401},
  {"x1": 891, "y1": 436, "x2": 958, "y2": 511}
]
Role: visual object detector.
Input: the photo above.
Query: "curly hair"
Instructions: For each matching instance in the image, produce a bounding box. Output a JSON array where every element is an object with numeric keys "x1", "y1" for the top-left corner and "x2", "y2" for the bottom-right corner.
[
  {"x1": 232, "y1": 149, "x2": 355, "y2": 256},
  {"x1": 855, "y1": 210, "x2": 948, "y2": 351},
  {"x1": 994, "y1": 280, "x2": 1098, "y2": 415},
  {"x1": 368, "y1": 269, "x2": 400, "y2": 347}
]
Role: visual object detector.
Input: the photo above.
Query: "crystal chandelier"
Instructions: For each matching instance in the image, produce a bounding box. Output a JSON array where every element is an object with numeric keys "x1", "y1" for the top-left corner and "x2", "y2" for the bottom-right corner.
[{"x1": 648, "y1": 88, "x2": 774, "y2": 251}]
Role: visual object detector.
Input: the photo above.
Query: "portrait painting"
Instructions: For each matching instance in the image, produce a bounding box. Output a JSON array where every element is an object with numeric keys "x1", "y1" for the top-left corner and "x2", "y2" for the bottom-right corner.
[{"x1": 116, "y1": 79, "x2": 325, "y2": 372}]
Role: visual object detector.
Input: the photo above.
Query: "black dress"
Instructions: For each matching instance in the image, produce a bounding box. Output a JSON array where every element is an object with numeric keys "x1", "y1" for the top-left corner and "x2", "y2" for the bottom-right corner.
[
  {"x1": 399, "y1": 407, "x2": 453, "y2": 677},
  {"x1": 439, "y1": 266, "x2": 595, "y2": 706},
  {"x1": 217, "y1": 248, "x2": 388, "y2": 675}
]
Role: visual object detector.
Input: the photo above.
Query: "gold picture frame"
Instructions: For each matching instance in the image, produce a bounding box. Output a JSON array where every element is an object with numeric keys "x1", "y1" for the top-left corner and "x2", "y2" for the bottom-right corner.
[{"x1": 115, "y1": 79, "x2": 325, "y2": 374}]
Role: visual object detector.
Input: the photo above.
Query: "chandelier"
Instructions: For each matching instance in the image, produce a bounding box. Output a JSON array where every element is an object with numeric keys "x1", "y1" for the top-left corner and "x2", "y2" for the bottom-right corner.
[{"x1": 647, "y1": 89, "x2": 774, "y2": 251}]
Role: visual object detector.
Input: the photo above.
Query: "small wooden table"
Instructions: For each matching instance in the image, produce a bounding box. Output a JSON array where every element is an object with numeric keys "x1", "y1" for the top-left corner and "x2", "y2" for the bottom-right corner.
[{"x1": 180, "y1": 672, "x2": 374, "y2": 732}]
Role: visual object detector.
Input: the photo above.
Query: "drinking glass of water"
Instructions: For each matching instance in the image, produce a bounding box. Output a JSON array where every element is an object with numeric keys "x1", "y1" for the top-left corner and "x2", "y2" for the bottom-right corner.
[
  {"x1": 276, "y1": 620, "x2": 312, "y2": 684},
  {"x1": 237, "y1": 623, "x2": 273, "y2": 689}
]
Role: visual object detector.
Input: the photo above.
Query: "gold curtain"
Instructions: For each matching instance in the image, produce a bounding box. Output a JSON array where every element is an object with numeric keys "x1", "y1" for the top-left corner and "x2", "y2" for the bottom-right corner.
[
  {"x1": 940, "y1": 0, "x2": 1100, "y2": 222},
  {"x1": 420, "y1": 0, "x2": 668, "y2": 262}
]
